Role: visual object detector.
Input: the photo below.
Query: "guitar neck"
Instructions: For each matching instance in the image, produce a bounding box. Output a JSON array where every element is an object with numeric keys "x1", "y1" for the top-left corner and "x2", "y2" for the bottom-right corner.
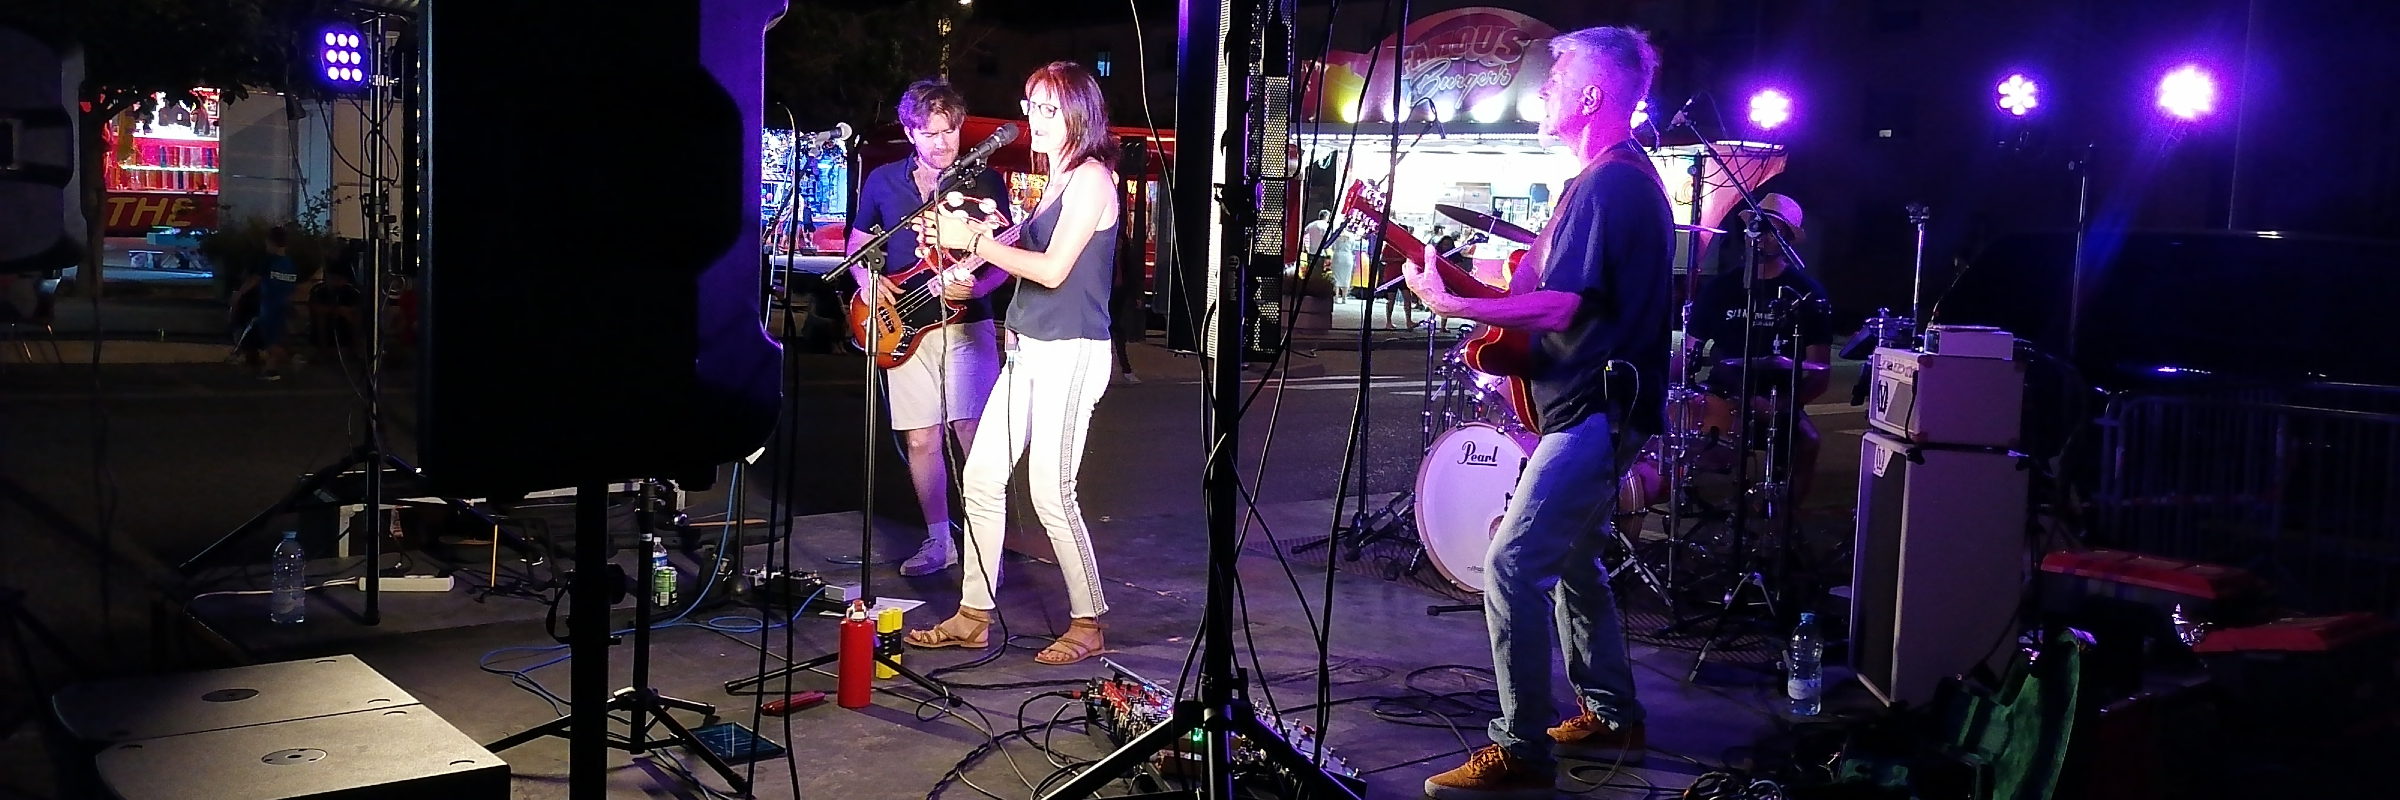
[
  {"x1": 938, "y1": 222, "x2": 1027, "y2": 274},
  {"x1": 1343, "y1": 187, "x2": 1504, "y2": 300}
]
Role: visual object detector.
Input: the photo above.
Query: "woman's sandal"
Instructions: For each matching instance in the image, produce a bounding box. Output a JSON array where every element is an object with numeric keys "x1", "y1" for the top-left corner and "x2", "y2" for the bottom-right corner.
[
  {"x1": 902, "y1": 609, "x2": 991, "y2": 649},
  {"x1": 1034, "y1": 619, "x2": 1107, "y2": 666}
]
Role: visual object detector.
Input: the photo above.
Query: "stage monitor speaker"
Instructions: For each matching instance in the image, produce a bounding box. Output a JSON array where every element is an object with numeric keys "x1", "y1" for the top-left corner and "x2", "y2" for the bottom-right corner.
[
  {"x1": 93, "y1": 705, "x2": 507, "y2": 800},
  {"x1": 1852, "y1": 430, "x2": 2028, "y2": 708},
  {"x1": 0, "y1": 25, "x2": 85, "y2": 273},
  {"x1": 417, "y1": 0, "x2": 785, "y2": 497},
  {"x1": 53, "y1": 654, "x2": 417, "y2": 743}
]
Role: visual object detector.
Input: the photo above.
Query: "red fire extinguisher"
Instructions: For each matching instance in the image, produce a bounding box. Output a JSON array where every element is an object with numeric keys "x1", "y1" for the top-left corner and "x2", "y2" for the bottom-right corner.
[{"x1": 838, "y1": 600, "x2": 874, "y2": 709}]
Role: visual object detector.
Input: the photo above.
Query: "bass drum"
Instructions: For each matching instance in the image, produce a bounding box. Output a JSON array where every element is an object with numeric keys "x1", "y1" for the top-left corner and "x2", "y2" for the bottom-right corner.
[{"x1": 1415, "y1": 422, "x2": 1538, "y2": 594}]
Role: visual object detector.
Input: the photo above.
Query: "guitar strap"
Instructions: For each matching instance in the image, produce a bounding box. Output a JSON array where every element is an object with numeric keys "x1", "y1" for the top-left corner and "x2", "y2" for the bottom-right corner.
[{"x1": 1575, "y1": 141, "x2": 1668, "y2": 428}]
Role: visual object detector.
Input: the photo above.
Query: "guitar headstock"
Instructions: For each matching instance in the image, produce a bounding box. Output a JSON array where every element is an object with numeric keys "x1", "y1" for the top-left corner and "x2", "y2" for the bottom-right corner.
[{"x1": 1337, "y1": 180, "x2": 1389, "y2": 237}]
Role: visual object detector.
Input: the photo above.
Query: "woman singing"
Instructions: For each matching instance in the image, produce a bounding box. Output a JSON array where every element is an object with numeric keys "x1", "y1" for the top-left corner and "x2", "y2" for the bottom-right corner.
[{"x1": 904, "y1": 62, "x2": 1120, "y2": 666}]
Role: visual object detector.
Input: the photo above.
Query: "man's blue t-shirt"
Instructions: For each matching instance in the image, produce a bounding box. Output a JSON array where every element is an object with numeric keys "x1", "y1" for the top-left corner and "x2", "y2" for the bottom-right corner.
[{"x1": 1526, "y1": 142, "x2": 1675, "y2": 436}]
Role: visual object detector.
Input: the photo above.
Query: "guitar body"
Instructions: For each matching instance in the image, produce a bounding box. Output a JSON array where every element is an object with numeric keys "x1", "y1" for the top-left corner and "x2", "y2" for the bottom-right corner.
[{"x1": 849, "y1": 260, "x2": 965, "y2": 370}]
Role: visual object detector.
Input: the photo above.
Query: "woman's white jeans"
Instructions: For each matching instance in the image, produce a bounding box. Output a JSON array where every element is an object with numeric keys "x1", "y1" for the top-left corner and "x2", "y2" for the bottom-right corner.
[{"x1": 957, "y1": 335, "x2": 1113, "y2": 618}]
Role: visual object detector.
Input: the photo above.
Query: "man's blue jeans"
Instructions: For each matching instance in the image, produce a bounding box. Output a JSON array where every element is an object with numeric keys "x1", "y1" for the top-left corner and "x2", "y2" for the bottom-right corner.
[{"x1": 1484, "y1": 411, "x2": 1647, "y2": 767}]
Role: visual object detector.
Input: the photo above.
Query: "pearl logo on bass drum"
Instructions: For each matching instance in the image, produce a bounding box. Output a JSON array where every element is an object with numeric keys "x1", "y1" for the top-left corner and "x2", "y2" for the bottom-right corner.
[{"x1": 1457, "y1": 440, "x2": 1505, "y2": 466}]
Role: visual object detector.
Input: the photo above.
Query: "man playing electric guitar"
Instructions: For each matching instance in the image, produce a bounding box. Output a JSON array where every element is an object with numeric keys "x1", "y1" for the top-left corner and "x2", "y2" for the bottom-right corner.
[
  {"x1": 847, "y1": 78, "x2": 1013, "y2": 576},
  {"x1": 1409, "y1": 26, "x2": 1676, "y2": 800}
]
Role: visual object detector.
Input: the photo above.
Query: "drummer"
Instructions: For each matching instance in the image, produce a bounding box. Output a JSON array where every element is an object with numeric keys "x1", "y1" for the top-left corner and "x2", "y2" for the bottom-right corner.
[{"x1": 1688, "y1": 193, "x2": 1833, "y2": 507}]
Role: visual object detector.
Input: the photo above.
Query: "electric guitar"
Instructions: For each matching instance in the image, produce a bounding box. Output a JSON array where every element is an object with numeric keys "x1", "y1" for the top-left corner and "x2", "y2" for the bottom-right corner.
[
  {"x1": 1338, "y1": 179, "x2": 1539, "y2": 427},
  {"x1": 848, "y1": 193, "x2": 1019, "y2": 370}
]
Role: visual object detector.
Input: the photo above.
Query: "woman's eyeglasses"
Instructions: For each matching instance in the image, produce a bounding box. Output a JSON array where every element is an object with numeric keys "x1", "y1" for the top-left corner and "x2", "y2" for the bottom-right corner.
[{"x1": 1020, "y1": 98, "x2": 1061, "y2": 120}]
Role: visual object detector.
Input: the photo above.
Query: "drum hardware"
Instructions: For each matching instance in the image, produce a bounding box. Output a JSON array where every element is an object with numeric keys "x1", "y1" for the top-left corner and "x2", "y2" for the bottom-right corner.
[
  {"x1": 1645, "y1": 152, "x2": 1820, "y2": 677},
  {"x1": 1906, "y1": 203, "x2": 1930, "y2": 341},
  {"x1": 1433, "y1": 204, "x2": 1540, "y2": 245}
]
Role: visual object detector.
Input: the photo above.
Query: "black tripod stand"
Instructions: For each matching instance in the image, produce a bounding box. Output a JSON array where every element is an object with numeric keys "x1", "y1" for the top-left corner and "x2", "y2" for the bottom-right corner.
[
  {"x1": 486, "y1": 480, "x2": 753, "y2": 794},
  {"x1": 1045, "y1": 1, "x2": 1358, "y2": 797},
  {"x1": 1650, "y1": 133, "x2": 1815, "y2": 681}
]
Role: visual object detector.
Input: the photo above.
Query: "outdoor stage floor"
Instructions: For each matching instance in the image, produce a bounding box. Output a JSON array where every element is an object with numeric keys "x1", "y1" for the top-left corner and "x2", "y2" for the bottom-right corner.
[{"x1": 172, "y1": 497, "x2": 1851, "y2": 800}]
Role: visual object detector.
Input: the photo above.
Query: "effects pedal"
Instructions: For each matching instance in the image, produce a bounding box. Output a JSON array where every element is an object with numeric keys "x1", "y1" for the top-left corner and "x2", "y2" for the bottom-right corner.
[{"x1": 746, "y1": 568, "x2": 835, "y2": 612}]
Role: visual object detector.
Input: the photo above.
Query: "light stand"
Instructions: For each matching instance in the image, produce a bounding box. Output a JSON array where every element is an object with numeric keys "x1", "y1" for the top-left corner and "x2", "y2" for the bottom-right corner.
[
  {"x1": 1044, "y1": 0, "x2": 1360, "y2": 798},
  {"x1": 719, "y1": 156, "x2": 982, "y2": 697},
  {"x1": 485, "y1": 481, "x2": 751, "y2": 795},
  {"x1": 2067, "y1": 143, "x2": 2095, "y2": 361}
]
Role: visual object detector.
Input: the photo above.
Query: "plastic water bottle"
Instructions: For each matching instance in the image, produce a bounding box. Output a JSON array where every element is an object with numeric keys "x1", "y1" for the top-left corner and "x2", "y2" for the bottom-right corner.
[
  {"x1": 1787, "y1": 612, "x2": 1823, "y2": 716},
  {"x1": 271, "y1": 532, "x2": 307, "y2": 624},
  {"x1": 651, "y1": 539, "x2": 676, "y2": 609}
]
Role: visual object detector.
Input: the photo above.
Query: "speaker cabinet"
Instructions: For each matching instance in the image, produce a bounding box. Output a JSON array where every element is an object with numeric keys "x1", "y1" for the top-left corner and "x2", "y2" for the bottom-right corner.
[
  {"x1": 417, "y1": 0, "x2": 785, "y2": 497},
  {"x1": 1852, "y1": 431, "x2": 2028, "y2": 707}
]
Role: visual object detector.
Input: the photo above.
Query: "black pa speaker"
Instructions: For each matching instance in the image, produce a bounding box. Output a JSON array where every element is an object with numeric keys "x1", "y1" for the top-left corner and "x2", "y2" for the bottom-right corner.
[
  {"x1": 418, "y1": 0, "x2": 785, "y2": 496},
  {"x1": 0, "y1": 25, "x2": 84, "y2": 273}
]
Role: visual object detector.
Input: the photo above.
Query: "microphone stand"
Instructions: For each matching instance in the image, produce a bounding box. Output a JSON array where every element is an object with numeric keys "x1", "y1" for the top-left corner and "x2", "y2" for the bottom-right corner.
[
  {"x1": 1658, "y1": 127, "x2": 1809, "y2": 679},
  {"x1": 719, "y1": 150, "x2": 998, "y2": 697}
]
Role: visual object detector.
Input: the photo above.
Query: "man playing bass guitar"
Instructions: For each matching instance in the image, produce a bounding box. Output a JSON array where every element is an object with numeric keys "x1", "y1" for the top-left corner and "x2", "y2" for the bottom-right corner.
[
  {"x1": 1408, "y1": 26, "x2": 1676, "y2": 800},
  {"x1": 847, "y1": 78, "x2": 1014, "y2": 576}
]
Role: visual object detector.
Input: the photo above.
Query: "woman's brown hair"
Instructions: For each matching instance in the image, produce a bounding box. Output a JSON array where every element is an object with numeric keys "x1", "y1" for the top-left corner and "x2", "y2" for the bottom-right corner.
[{"x1": 1024, "y1": 61, "x2": 1119, "y2": 172}]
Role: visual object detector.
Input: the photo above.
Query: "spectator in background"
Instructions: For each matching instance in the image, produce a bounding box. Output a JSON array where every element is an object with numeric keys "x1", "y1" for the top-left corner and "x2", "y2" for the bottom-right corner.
[{"x1": 229, "y1": 226, "x2": 300, "y2": 380}]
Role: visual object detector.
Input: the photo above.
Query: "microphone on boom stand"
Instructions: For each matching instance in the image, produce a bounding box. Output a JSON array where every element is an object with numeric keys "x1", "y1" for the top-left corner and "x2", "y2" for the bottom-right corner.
[{"x1": 938, "y1": 123, "x2": 1019, "y2": 187}]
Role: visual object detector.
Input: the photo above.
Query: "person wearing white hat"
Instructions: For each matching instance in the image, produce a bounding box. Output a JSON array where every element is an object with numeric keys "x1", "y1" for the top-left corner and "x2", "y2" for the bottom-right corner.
[{"x1": 1690, "y1": 192, "x2": 1834, "y2": 507}]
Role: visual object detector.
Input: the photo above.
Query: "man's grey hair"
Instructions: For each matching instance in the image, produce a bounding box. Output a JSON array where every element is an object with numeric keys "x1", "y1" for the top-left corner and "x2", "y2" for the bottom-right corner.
[{"x1": 1549, "y1": 26, "x2": 1659, "y2": 106}]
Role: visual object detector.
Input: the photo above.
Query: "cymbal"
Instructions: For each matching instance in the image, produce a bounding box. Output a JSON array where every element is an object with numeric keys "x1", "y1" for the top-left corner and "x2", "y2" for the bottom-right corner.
[
  {"x1": 1676, "y1": 224, "x2": 1727, "y2": 234},
  {"x1": 1433, "y1": 204, "x2": 1538, "y2": 245}
]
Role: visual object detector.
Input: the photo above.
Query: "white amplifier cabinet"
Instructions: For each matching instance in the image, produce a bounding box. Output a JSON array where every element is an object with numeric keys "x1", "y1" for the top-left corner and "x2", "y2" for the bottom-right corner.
[
  {"x1": 1852, "y1": 431, "x2": 2028, "y2": 708},
  {"x1": 1867, "y1": 347, "x2": 2026, "y2": 448}
]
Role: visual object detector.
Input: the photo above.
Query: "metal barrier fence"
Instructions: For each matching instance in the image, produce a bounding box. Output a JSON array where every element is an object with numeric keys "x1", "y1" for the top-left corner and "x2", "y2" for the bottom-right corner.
[{"x1": 2098, "y1": 383, "x2": 2400, "y2": 615}]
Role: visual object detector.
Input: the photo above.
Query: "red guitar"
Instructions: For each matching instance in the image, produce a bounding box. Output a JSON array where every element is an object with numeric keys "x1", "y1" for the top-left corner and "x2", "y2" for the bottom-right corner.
[{"x1": 1338, "y1": 180, "x2": 1538, "y2": 428}]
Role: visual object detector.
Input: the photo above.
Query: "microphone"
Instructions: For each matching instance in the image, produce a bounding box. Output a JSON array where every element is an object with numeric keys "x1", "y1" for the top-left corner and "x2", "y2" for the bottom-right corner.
[
  {"x1": 941, "y1": 123, "x2": 1019, "y2": 183},
  {"x1": 1666, "y1": 94, "x2": 1699, "y2": 130}
]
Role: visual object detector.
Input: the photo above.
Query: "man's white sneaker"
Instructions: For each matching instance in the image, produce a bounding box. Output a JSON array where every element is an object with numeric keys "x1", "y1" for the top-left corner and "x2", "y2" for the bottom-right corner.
[{"x1": 900, "y1": 535, "x2": 956, "y2": 577}]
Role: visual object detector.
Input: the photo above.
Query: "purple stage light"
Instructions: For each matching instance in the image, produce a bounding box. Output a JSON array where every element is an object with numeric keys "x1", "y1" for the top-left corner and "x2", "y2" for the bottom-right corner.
[
  {"x1": 2157, "y1": 65, "x2": 2215, "y2": 121},
  {"x1": 317, "y1": 23, "x2": 368, "y2": 91},
  {"x1": 1997, "y1": 74, "x2": 2038, "y2": 116},
  {"x1": 1749, "y1": 89, "x2": 1792, "y2": 131}
]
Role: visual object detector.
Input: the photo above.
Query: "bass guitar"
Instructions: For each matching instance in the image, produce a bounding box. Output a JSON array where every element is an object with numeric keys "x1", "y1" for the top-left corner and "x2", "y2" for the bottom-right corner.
[
  {"x1": 848, "y1": 193, "x2": 1019, "y2": 369},
  {"x1": 1338, "y1": 179, "x2": 1538, "y2": 428}
]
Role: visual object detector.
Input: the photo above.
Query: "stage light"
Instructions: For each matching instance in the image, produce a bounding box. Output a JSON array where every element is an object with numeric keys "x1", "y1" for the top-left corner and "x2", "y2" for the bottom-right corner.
[
  {"x1": 1749, "y1": 89, "x2": 1792, "y2": 130},
  {"x1": 1997, "y1": 74, "x2": 2038, "y2": 116},
  {"x1": 317, "y1": 23, "x2": 369, "y2": 92},
  {"x1": 1631, "y1": 99, "x2": 1650, "y2": 128},
  {"x1": 2157, "y1": 65, "x2": 2215, "y2": 121},
  {"x1": 1468, "y1": 95, "x2": 1507, "y2": 124}
]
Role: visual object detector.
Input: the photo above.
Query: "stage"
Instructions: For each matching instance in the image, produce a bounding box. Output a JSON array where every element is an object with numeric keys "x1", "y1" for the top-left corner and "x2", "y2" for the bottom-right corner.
[{"x1": 3, "y1": 339, "x2": 1877, "y2": 799}]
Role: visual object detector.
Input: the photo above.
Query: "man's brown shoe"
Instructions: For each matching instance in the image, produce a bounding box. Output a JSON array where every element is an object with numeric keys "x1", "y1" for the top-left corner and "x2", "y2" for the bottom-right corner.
[
  {"x1": 1548, "y1": 710, "x2": 1645, "y2": 764},
  {"x1": 1423, "y1": 745, "x2": 1555, "y2": 799}
]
